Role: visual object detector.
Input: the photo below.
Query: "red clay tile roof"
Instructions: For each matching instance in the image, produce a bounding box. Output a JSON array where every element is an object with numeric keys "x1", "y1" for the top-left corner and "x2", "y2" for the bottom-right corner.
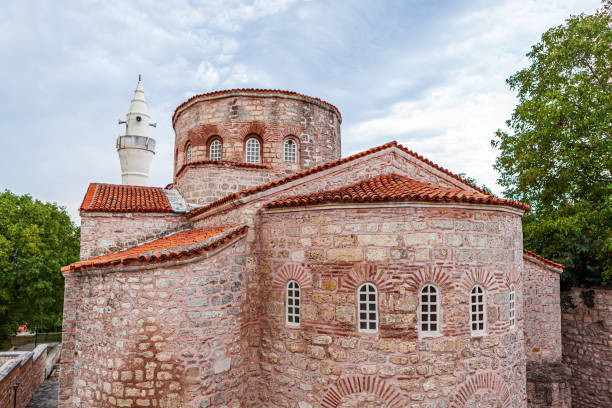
[
  {"x1": 62, "y1": 225, "x2": 248, "y2": 273},
  {"x1": 188, "y1": 141, "x2": 492, "y2": 218},
  {"x1": 173, "y1": 89, "x2": 342, "y2": 125},
  {"x1": 80, "y1": 183, "x2": 174, "y2": 213},
  {"x1": 523, "y1": 249, "x2": 565, "y2": 269},
  {"x1": 176, "y1": 159, "x2": 270, "y2": 178},
  {"x1": 264, "y1": 174, "x2": 530, "y2": 212}
]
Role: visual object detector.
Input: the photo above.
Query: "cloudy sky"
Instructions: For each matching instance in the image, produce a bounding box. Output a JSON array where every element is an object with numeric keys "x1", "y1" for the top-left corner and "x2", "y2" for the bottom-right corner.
[{"x1": 0, "y1": 0, "x2": 602, "y2": 222}]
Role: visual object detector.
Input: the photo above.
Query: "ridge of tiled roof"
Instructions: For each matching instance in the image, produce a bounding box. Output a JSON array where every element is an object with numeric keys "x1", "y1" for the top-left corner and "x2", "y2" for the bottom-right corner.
[
  {"x1": 176, "y1": 159, "x2": 270, "y2": 178},
  {"x1": 523, "y1": 249, "x2": 565, "y2": 269},
  {"x1": 264, "y1": 174, "x2": 530, "y2": 212},
  {"x1": 173, "y1": 89, "x2": 342, "y2": 125},
  {"x1": 62, "y1": 224, "x2": 248, "y2": 273},
  {"x1": 79, "y1": 183, "x2": 174, "y2": 213},
  {"x1": 188, "y1": 141, "x2": 491, "y2": 218}
]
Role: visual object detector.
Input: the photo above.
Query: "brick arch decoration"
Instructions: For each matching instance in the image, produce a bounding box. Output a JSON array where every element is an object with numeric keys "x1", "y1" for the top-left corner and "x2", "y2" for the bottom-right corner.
[
  {"x1": 321, "y1": 376, "x2": 405, "y2": 408},
  {"x1": 189, "y1": 123, "x2": 220, "y2": 145},
  {"x1": 271, "y1": 263, "x2": 312, "y2": 290},
  {"x1": 450, "y1": 371, "x2": 511, "y2": 408},
  {"x1": 403, "y1": 265, "x2": 454, "y2": 292},
  {"x1": 504, "y1": 267, "x2": 521, "y2": 290},
  {"x1": 239, "y1": 121, "x2": 267, "y2": 140},
  {"x1": 340, "y1": 264, "x2": 395, "y2": 293},
  {"x1": 457, "y1": 266, "x2": 501, "y2": 293},
  {"x1": 279, "y1": 124, "x2": 304, "y2": 139}
]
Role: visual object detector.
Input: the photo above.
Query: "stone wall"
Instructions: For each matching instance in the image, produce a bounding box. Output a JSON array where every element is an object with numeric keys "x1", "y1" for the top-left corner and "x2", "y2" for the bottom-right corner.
[
  {"x1": 172, "y1": 91, "x2": 342, "y2": 185},
  {"x1": 0, "y1": 345, "x2": 47, "y2": 408},
  {"x1": 523, "y1": 255, "x2": 563, "y2": 363},
  {"x1": 192, "y1": 147, "x2": 484, "y2": 232},
  {"x1": 256, "y1": 204, "x2": 525, "y2": 407},
  {"x1": 175, "y1": 163, "x2": 279, "y2": 205},
  {"x1": 60, "y1": 237, "x2": 252, "y2": 408},
  {"x1": 562, "y1": 287, "x2": 612, "y2": 407},
  {"x1": 80, "y1": 212, "x2": 190, "y2": 260}
]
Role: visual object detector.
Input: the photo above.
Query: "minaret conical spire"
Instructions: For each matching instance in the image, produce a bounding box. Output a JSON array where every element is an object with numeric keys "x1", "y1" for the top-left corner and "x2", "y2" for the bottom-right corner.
[{"x1": 116, "y1": 75, "x2": 156, "y2": 186}]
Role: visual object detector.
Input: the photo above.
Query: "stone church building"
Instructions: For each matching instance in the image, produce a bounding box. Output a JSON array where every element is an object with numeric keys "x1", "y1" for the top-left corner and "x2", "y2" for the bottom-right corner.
[{"x1": 60, "y1": 79, "x2": 566, "y2": 407}]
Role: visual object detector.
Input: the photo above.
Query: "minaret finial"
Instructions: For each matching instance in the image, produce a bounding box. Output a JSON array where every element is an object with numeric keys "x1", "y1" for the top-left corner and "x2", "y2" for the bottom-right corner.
[{"x1": 139, "y1": 74, "x2": 141, "y2": 81}]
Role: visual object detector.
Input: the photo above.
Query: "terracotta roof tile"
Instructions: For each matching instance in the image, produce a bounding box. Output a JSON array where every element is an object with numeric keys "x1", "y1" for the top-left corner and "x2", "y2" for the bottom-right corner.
[
  {"x1": 264, "y1": 174, "x2": 530, "y2": 212},
  {"x1": 523, "y1": 249, "x2": 565, "y2": 269},
  {"x1": 173, "y1": 89, "x2": 342, "y2": 125},
  {"x1": 188, "y1": 141, "x2": 492, "y2": 218},
  {"x1": 62, "y1": 224, "x2": 248, "y2": 273},
  {"x1": 176, "y1": 160, "x2": 270, "y2": 178},
  {"x1": 80, "y1": 183, "x2": 174, "y2": 213}
]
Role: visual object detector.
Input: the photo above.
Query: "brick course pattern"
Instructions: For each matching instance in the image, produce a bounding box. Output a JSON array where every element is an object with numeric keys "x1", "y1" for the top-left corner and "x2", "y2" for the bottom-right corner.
[
  {"x1": 562, "y1": 287, "x2": 612, "y2": 407},
  {"x1": 80, "y1": 213, "x2": 190, "y2": 260},
  {"x1": 60, "y1": 237, "x2": 250, "y2": 408},
  {"x1": 523, "y1": 255, "x2": 563, "y2": 363},
  {"x1": 0, "y1": 346, "x2": 47, "y2": 408},
  {"x1": 257, "y1": 205, "x2": 526, "y2": 407}
]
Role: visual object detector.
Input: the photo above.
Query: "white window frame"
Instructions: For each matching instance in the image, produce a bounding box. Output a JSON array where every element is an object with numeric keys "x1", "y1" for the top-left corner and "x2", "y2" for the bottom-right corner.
[
  {"x1": 470, "y1": 285, "x2": 486, "y2": 335},
  {"x1": 358, "y1": 283, "x2": 378, "y2": 333},
  {"x1": 509, "y1": 284, "x2": 515, "y2": 329},
  {"x1": 286, "y1": 280, "x2": 300, "y2": 326},
  {"x1": 245, "y1": 137, "x2": 260, "y2": 164},
  {"x1": 186, "y1": 144, "x2": 192, "y2": 163},
  {"x1": 420, "y1": 285, "x2": 439, "y2": 335},
  {"x1": 209, "y1": 139, "x2": 222, "y2": 161},
  {"x1": 284, "y1": 139, "x2": 297, "y2": 163}
]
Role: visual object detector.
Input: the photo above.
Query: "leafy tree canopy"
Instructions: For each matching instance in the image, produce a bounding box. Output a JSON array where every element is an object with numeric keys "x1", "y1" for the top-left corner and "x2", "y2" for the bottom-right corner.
[
  {"x1": 492, "y1": 3, "x2": 611, "y2": 287},
  {"x1": 0, "y1": 190, "x2": 80, "y2": 346}
]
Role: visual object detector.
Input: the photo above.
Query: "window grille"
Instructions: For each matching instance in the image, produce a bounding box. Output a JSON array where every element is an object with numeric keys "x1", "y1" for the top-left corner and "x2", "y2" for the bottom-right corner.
[
  {"x1": 209, "y1": 140, "x2": 222, "y2": 161},
  {"x1": 470, "y1": 285, "x2": 485, "y2": 334},
  {"x1": 509, "y1": 284, "x2": 515, "y2": 328},
  {"x1": 286, "y1": 280, "x2": 300, "y2": 325},
  {"x1": 245, "y1": 138, "x2": 260, "y2": 163},
  {"x1": 358, "y1": 283, "x2": 378, "y2": 332},
  {"x1": 284, "y1": 139, "x2": 297, "y2": 162},
  {"x1": 420, "y1": 285, "x2": 438, "y2": 334},
  {"x1": 186, "y1": 144, "x2": 192, "y2": 163}
]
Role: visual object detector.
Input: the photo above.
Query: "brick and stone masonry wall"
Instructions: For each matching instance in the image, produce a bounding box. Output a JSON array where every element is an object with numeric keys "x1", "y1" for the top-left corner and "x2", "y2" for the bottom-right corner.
[
  {"x1": 192, "y1": 147, "x2": 486, "y2": 232},
  {"x1": 175, "y1": 164, "x2": 279, "y2": 205},
  {"x1": 522, "y1": 254, "x2": 570, "y2": 407},
  {"x1": 562, "y1": 287, "x2": 612, "y2": 407},
  {"x1": 0, "y1": 345, "x2": 47, "y2": 408},
  {"x1": 523, "y1": 256, "x2": 563, "y2": 363},
  {"x1": 257, "y1": 205, "x2": 526, "y2": 407},
  {"x1": 60, "y1": 237, "x2": 252, "y2": 408},
  {"x1": 172, "y1": 92, "x2": 342, "y2": 195},
  {"x1": 80, "y1": 213, "x2": 191, "y2": 260}
]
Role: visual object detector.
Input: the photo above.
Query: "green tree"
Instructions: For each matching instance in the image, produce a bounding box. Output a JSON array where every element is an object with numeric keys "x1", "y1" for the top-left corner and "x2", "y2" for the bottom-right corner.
[
  {"x1": 0, "y1": 190, "x2": 80, "y2": 346},
  {"x1": 491, "y1": 4, "x2": 611, "y2": 287}
]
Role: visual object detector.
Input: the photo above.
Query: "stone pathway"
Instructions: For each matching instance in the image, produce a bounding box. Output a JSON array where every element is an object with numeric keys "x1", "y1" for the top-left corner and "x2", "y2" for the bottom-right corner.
[{"x1": 26, "y1": 377, "x2": 58, "y2": 407}]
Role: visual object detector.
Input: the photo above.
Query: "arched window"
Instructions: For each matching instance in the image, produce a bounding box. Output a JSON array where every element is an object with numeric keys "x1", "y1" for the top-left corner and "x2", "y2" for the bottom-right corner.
[
  {"x1": 245, "y1": 137, "x2": 260, "y2": 164},
  {"x1": 470, "y1": 285, "x2": 485, "y2": 334},
  {"x1": 186, "y1": 143, "x2": 192, "y2": 163},
  {"x1": 286, "y1": 280, "x2": 300, "y2": 326},
  {"x1": 509, "y1": 284, "x2": 515, "y2": 328},
  {"x1": 420, "y1": 285, "x2": 438, "y2": 334},
  {"x1": 358, "y1": 283, "x2": 378, "y2": 332},
  {"x1": 284, "y1": 139, "x2": 297, "y2": 163},
  {"x1": 209, "y1": 139, "x2": 222, "y2": 161}
]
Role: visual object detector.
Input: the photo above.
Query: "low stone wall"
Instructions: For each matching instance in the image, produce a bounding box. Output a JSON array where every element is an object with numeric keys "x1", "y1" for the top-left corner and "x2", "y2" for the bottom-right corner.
[
  {"x1": 0, "y1": 345, "x2": 47, "y2": 408},
  {"x1": 562, "y1": 287, "x2": 612, "y2": 407},
  {"x1": 526, "y1": 361, "x2": 571, "y2": 407}
]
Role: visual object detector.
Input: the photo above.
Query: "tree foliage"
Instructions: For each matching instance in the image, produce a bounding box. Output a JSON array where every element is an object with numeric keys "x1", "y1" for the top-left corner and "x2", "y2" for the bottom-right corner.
[
  {"x1": 0, "y1": 190, "x2": 80, "y2": 346},
  {"x1": 492, "y1": 4, "x2": 611, "y2": 287}
]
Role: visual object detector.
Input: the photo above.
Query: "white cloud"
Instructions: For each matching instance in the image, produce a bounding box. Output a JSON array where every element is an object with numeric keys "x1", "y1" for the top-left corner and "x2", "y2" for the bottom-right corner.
[{"x1": 195, "y1": 61, "x2": 221, "y2": 89}]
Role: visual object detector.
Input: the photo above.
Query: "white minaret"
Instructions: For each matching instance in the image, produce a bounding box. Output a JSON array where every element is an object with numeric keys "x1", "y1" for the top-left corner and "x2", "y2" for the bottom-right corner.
[{"x1": 116, "y1": 75, "x2": 156, "y2": 185}]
